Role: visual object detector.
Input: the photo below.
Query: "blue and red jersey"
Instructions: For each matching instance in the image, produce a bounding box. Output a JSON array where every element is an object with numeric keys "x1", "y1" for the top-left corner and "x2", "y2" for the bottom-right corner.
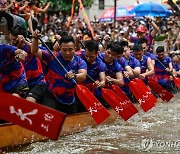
[
  {"x1": 134, "y1": 55, "x2": 149, "y2": 84},
  {"x1": 42, "y1": 51, "x2": 87, "y2": 105},
  {"x1": 121, "y1": 56, "x2": 140, "y2": 94},
  {"x1": 145, "y1": 51, "x2": 156, "y2": 60},
  {"x1": 0, "y1": 44, "x2": 27, "y2": 92},
  {"x1": 78, "y1": 50, "x2": 106, "y2": 95},
  {"x1": 153, "y1": 56, "x2": 172, "y2": 87},
  {"x1": 128, "y1": 55, "x2": 140, "y2": 69},
  {"x1": 130, "y1": 34, "x2": 153, "y2": 52},
  {"x1": 117, "y1": 57, "x2": 128, "y2": 70},
  {"x1": 139, "y1": 55, "x2": 149, "y2": 74},
  {"x1": 22, "y1": 45, "x2": 46, "y2": 89},
  {"x1": 99, "y1": 52, "x2": 123, "y2": 78}
]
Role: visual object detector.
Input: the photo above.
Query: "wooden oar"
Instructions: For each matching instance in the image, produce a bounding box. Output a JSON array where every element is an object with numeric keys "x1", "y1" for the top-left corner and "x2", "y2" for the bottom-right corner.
[
  {"x1": 39, "y1": 38, "x2": 110, "y2": 124},
  {"x1": 0, "y1": 92, "x2": 66, "y2": 140},
  {"x1": 148, "y1": 78, "x2": 174, "y2": 102},
  {"x1": 129, "y1": 79, "x2": 155, "y2": 112},
  {"x1": 156, "y1": 58, "x2": 180, "y2": 89},
  {"x1": 86, "y1": 74, "x2": 137, "y2": 121}
]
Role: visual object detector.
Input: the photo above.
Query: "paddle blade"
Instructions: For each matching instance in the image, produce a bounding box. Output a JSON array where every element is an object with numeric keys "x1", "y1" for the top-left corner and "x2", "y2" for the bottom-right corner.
[
  {"x1": 148, "y1": 80, "x2": 174, "y2": 102},
  {"x1": 111, "y1": 85, "x2": 138, "y2": 113},
  {"x1": 0, "y1": 92, "x2": 66, "y2": 140},
  {"x1": 133, "y1": 78, "x2": 157, "y2": 104},
  {"x1": 101, "y1": 88, "x2": 137, "y2": 121},
  {"x1": 76, "y1": 85, "x2": 110, "y2": 124},
  {"x1": 129, "y1": 81, "x2": 155, "y2": 112},
  {"x1": 173, "y1": 77, "x2": 180, "y2": 89}
]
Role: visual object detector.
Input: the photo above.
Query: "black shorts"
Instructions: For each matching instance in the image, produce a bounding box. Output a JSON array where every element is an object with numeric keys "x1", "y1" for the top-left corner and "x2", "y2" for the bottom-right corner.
[
  {"x1": 11, "y1": 83, "x2": 29, "y2": 98},
  {"x1": 27, "y1": 84, "x2": 47, "y2": 104},
  {"x1": 43, "y1": 91, "x2": 77, "y2": 115}
]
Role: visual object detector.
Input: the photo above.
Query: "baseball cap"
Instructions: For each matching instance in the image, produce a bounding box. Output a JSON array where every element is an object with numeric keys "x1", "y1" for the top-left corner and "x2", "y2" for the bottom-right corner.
[{"x1": 136, "y1": 25, "x2": 147, "y2": 33}]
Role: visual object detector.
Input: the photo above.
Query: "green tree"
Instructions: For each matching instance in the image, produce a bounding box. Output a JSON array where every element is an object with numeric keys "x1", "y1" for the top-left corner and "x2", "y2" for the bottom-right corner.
[{"x1": 40, "y1": 0, "x2": 93, "y2": 13}]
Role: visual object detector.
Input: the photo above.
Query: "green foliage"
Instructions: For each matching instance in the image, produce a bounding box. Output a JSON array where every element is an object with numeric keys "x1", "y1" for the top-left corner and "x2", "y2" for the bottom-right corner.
[{"x1": 40, "y1": 0, "x2": 93, "y2": 13}]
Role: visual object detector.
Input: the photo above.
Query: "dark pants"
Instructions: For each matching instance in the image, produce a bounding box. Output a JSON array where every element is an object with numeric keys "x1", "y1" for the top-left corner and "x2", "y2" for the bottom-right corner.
[
  {"x1": 10, "y1": 83, "x2": 29, "y2": 98},
  {"x1": 27, "y1": 84, "x2": 47, "y2": 104},
  {"x1": 43, "y1": 91, "x2": 77, "y2": 115}
]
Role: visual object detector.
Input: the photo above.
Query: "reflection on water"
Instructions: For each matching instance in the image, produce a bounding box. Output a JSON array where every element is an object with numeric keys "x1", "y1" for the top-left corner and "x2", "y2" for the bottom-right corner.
[{"x1": 6, "y1": 94, "x2": 180, "y2": 154}]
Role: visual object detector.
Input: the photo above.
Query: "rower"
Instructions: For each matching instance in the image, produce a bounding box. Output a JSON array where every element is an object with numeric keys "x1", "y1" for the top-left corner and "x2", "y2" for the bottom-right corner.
[
  {"x1": 153, "y1": 46, "x2": 176, "y2": 93},
  {"x1": 77, "y1": 40, "x2": 107, "y2": 110},
  {"x1": 120, "y1": 41, "x2": 141, "y2": 102},
  {"x1": 9, "y1": 25, "x2": 47, "y2": 104},
  {"x1": 138, "y1": 37, "x2": 156, "y2": 66},
  {"x1": 31, "y1": 30, "x2": 87, "y2": 114},
  {"x1": 99, "y1": 42, "x2": 124, "y2": 87},
  {"x1": 132, "y1": 44, "x2": 155, "y2": 83},
  {"x1": 0, "y1": 44, "x2": 28, "y2": 98}
]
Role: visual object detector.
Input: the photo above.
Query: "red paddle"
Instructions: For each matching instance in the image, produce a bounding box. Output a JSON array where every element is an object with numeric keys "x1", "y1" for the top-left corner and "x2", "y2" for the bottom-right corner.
[
  {"x1": 133, "y1": 78, "x2": 157, "y2": 103},
  {"x1": 173, "y1": 77, "x2": 180, "y2": 89},
  {"x1": 148, "y1": 78, "x2": 174, "y2": 102},
  {"x1": 129, "y1": 79, "x2": 155, "y2": 112},
  {"x1": 111, "y1": 85, "x2": 138, "y2": 113},
  {"x1": 0, "y1": 92, "x2": 66, "y2": 140},
  {"x1": 86, "y1": 75, "x2": 137, "y2": 121},
  {"x1": 101, "y1": 88, "x2": 137, "y2": 121},
  {"x1": 39, "y1": 38, "x2": 110, "y2": 124}
]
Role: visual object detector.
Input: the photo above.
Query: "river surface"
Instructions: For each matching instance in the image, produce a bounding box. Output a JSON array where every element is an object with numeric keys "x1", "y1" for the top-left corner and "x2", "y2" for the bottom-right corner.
[{"x1": 5, "y1": 93, "x2": 180, "y2": 154}]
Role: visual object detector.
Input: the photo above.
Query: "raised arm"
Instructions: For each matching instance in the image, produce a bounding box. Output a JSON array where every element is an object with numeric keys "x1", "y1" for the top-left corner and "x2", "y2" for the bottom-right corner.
[
  {"x1": 31, "y1": 30, "x2": 42, "y2": 60},
  {"x1": 145, "y1": 17, "x2": 159, "y2": 38},
  {"x1": 33, "y1": 2, "x2": 50, "y2": 14}
]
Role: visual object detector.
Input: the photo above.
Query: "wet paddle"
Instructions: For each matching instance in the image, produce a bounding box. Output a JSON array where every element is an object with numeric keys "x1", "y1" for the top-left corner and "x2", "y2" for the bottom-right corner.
[
  {"x1": 148, "y1": 78, "x2": 174, "y2": 102},
  {"x1": 39, "y1": 38, "x2": 110, "y2": 124},
  {"x1": 101, "y1": 88, "x2": 137, "y2": 121},
  {"x1": 173, "y1": 77, "x2": 180, "y2": 89},
  {"x1": 0, "y1": 92, "x2": 66, "y2": 140},
  {"x1": 133, "y1": 78, "x2": 157, "y2": 103},
  {"x1": 111, "y1": 84, "x2": 138, "y2": 112},
  {"x1": 86, "y1": 74, "x2": 137, "y2": 121},
  {"x1": 129, "y1": 79, "x2": 155, "y2": 112},
  {"x1": 156, "y1": 58, "x2": 180, "y2": 89}
]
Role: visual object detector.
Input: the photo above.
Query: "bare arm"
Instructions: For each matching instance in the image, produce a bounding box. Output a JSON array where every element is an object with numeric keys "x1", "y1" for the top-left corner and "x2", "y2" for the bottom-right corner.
[
  {"x1": 146, "y1": 57, "x2": 155, "y2": 77},
  {"x1": 98, "y1": 72, "x2": 106, "y2": 87},
  {"x1": 124, "y1": 21, "x2": 134, "y2": 40},
  {"x1": 76, "y1": 69, "x2": 87, "y2": 82},
  {"x1": 3, "y1": 0, "x2": 14, "y2": 11},
  {"x1": 34, "y1": 2, "x2": 50, "y2": 14},
  {"x1": 66, "y1": 69, "x2": 87, "y2": 82},
  {"x1": 149, "y1": 20, "x2": 159, "y2": 38},
  {"x1": 106, "y1": 72, "x2": 124, "y2": 87},
  {"x1": 124, "y1": 66, "x2": 134, "y2": 78},
  {"x1": 19, "y1": 2, "x2": 29, "y2": 12},
  {"x1": 133, "y1": 66, "x2": 141, "y2": 78},
  {"x1": 31, "y1": 30, "x2": 42, "y2": 59},
  {"x1": 168, "y1": 62, "x2": 173, "y2": 73}
]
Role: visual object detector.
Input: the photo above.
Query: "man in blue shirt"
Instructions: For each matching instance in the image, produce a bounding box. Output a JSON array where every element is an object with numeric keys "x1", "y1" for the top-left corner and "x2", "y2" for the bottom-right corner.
[
  {"x1": 31, "y1": 30, "x2": 87, "y2": 114},
  {"x1": 0, "y1": 44, "x2": 28, "y2": 98}
]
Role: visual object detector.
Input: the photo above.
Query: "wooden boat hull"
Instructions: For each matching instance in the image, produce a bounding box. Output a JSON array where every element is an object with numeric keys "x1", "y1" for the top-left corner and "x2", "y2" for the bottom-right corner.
[{"x1": 0, "y1": 109, "x2": 119, "y2": 149}]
